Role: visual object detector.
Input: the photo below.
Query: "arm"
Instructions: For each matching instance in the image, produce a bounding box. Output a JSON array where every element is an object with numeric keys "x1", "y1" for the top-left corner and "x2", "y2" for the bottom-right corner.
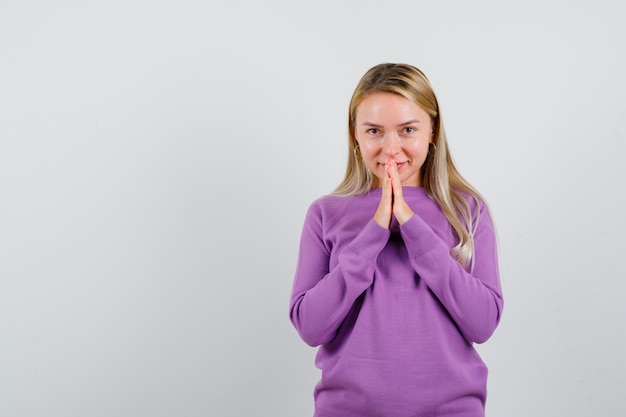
[
  {"x1": 400, "y1": 204, "x2": 503, "y2": 344},
  {"x1": 289, "y1": 203, "x2": 389, "y2": 347}
]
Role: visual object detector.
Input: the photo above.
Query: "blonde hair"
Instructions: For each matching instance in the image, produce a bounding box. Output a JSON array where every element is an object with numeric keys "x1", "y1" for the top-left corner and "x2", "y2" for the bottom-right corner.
[{"x1": 333, "y1": 63, "x2": 484, "y2": 269}]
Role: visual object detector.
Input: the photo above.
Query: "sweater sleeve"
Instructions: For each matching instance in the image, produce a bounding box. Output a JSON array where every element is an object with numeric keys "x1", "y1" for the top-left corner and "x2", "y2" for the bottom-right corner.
[
  {"x1": 399, "y1": 203, "x2": 503, "y2": 344},
  {"x1": 289, "y1": 202, "x2": 389, "y2": 347}
]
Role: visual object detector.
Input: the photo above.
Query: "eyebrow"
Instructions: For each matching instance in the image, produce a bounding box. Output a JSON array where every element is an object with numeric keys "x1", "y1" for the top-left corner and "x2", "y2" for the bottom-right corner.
[{"x1": 361, "y1": 119, "x2": 422, "y2": 128}]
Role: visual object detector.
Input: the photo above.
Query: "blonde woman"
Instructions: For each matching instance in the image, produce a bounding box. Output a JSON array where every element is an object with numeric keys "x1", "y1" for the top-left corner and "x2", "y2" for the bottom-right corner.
[{"x1": 289, "y1": 63, "x2": 503, "y2": 417}]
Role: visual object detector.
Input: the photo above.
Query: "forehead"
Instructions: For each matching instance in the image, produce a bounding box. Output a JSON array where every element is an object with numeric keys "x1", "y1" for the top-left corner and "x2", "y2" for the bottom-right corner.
[{"x1": 356, "y1": 92, "x2": 429, "y2": 123}]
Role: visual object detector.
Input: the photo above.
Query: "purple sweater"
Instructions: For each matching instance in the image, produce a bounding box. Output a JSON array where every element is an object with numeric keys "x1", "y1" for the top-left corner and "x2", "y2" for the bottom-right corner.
[{"x1": 289, "y1": 187, "x2": 503, "y2": 417}]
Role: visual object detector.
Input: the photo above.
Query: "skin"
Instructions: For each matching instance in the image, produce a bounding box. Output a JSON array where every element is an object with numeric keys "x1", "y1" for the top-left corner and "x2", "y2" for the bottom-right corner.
[{"x1": 354, "y1": 92, "x2": 433, "y2": 229}]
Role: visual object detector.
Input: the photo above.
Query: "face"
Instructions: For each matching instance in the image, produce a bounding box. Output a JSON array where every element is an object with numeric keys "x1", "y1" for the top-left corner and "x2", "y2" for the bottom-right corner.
[{"x1": 354, "y1": 92, "x2": 433, "y2": 187}]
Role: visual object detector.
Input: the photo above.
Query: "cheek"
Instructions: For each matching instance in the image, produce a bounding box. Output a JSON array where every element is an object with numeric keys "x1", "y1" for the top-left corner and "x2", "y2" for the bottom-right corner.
[
  {"x1": 409, "y1": 139, "x2": 430, "y2": 155},
  {"x1": 357, "y1": 141, "x2": 380, "y2": 157},
  {"x1": 361, "y1": 148, "x2": 383, "y2": 168}
]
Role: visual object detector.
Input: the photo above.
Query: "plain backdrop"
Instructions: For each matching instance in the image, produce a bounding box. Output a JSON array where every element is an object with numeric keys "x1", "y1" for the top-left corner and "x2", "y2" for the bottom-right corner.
[{"x1": 1, "y1": 1, "x2": 625, "y2": 416}]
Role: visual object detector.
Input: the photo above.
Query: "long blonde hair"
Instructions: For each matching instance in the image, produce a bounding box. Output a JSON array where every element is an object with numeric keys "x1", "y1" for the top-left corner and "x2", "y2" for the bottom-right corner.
[{"x1": 333, "y1": 63, "x2": 484, "y2": 269}]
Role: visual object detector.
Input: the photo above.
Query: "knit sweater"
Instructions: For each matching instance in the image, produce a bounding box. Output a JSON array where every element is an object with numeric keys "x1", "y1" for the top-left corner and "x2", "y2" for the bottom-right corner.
[{"x1": 289, "y1": 187, "x2": 503, "y2": 417}]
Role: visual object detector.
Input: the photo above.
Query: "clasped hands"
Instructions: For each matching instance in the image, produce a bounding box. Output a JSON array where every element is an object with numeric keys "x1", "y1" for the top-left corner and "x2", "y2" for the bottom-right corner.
[{"x1": 373, "y1": 159, "x2": 415, "y2": 229}]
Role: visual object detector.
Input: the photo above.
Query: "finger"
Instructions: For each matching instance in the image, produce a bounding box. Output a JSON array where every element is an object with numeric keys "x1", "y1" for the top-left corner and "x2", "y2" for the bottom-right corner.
[
  {"x1": 388, "y1": 165, "x2": 415, "y2": 224},
  {"x1": 388, "y1": 161, "x2": 403, "y2": 199},
  {"x1": 386, "y1": 158, "x2": 395, "y2": 176},
  {"x1": 385, "y1": 160, "x2": 396, "y2": 189},
  {"x1": 387, "y1": 159, "x2": 399, "y2": 179},
  {"x1": 381, "y1": 171, "x2": 392, "y2": 201}
]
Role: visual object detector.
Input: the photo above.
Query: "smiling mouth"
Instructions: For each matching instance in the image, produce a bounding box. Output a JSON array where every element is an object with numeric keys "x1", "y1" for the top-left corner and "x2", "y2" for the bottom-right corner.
[{"x1": 379, "y1": 161, "x2": 408, "y2": 170}]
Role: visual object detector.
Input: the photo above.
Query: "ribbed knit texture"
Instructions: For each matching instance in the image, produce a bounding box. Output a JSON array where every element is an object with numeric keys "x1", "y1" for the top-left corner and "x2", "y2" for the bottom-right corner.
[{"x1": 290, "y1": 187, "x2": 503, "y2": 417}]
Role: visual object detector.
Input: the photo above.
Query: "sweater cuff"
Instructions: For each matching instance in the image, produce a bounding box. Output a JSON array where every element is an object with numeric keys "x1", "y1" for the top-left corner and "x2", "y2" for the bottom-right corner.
[
  {"x1": 344, "y1": 219, "x2": 390, "y2": 260},
  {"x1": 399, "y1": 215, "x2": 440, "y2": 258}
]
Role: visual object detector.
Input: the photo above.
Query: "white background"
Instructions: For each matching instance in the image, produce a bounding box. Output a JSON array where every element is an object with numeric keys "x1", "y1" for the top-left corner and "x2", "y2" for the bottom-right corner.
[{"x1": 1, "y1": 1, "x2": 625, "y2": 416}]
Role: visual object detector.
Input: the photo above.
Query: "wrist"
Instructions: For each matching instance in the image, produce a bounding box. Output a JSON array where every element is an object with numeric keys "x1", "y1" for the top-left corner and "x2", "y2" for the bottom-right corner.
[{"x1": 395, "y1": 204, "x2": 414, "y2": 225}]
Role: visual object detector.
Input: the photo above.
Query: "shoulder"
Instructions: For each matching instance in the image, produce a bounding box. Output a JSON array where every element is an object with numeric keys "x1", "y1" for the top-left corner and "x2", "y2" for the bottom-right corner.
[
  {"x1": 306, "y1": 194, "x2": 357, "y2": 222},
  {"x1": 461, "y1": 191, "x2": 496, "y2": 233},
  {"x1": 304, "y1": 192, "x2": 377, "y2": 229},
  {"x1": 298, "y1": 195, "x2": 355, "y2": 242},
  {"x1": 455, "y1": 189, "x2": 488, "y2": 214}
]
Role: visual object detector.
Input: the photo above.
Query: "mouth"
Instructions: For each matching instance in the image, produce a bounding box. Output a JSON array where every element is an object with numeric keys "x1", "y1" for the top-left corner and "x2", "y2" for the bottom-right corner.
[{"x1": 379, "y1": 161, "x2": 408, "y2": 169}]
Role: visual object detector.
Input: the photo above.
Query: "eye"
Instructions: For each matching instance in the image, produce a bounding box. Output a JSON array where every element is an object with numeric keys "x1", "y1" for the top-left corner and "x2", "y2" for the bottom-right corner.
[
  {"x1": 403, "y1": 127, "x2": 415, "y2": 134},
  {"x1": 365, "y1": 128, "x2": 383, "y2": 140}
]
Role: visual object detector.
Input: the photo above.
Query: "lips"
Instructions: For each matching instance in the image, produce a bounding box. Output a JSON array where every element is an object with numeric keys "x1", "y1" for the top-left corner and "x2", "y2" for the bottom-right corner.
[{"x1": 379, "y1": 161, "x2": 408, "y2": 171}]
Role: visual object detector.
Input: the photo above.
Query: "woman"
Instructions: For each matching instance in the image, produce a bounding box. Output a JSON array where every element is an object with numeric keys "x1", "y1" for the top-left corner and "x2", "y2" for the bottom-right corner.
[{"x1": 289, "y1": 63, "x2": 503, "y2": 417}]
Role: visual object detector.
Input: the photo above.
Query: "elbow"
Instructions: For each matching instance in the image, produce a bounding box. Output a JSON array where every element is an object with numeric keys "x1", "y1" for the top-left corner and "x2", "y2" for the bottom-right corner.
[
  {"x1": 466, "y1": 319, "x2": 498, "y2": 344},
  {"x1": 289, "y1": 302, "x2": 330, "y2": 347},
  {"x1": 470, "y1": 325, "x2": 497, "y2": 344},
  {"x1": 298, "y1": 329, "x2": 327, "y2": 348},
  {"x1": 468, "y1": 299, "x2": 504, "y2": 344},
  {"x1": 290, "y1": 317, "x2": 329, "y2": 347}
]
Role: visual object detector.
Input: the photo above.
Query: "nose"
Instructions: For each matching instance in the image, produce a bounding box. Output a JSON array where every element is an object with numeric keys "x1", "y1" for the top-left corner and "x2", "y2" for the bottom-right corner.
[{"x1": 382, "y1": 132, "x2": 400, "y2": 156}]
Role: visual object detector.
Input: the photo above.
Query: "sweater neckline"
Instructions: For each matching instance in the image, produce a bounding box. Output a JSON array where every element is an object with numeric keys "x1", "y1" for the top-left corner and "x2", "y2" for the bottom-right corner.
[{"x1": 364, "y1": 186, "x2": 428, "y2": 198}]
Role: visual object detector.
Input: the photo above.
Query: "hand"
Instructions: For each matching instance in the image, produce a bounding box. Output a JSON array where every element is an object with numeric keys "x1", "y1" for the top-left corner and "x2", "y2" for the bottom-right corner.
[
  {"x1": 387, "y1": 160, "x2": 415, "y2": 225},
  {"x1": 373, "y1": 160, "x2": 415, "y2": 229},
  {"x1": 373, "y1": 164, "x2": 393, "y2": 228}
]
